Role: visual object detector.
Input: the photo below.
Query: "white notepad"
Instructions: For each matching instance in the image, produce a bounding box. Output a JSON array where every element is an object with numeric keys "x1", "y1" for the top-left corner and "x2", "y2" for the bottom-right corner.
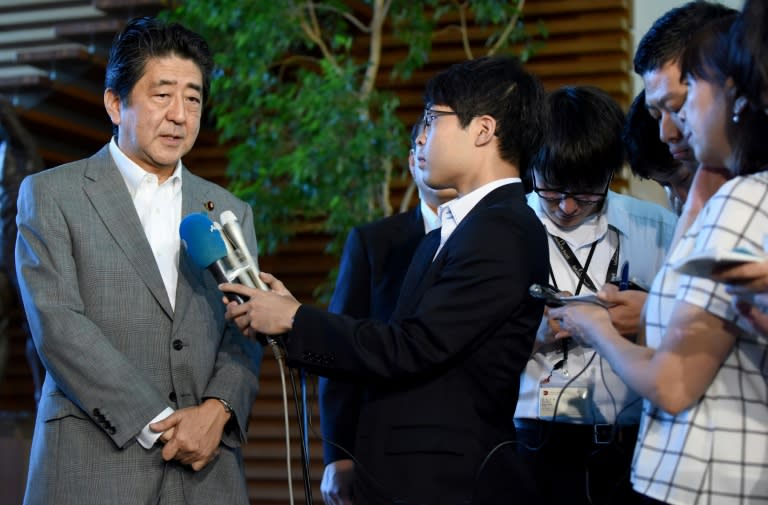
[{"x1": 673, "y1": 248, "x2": 763, "y2": 278}]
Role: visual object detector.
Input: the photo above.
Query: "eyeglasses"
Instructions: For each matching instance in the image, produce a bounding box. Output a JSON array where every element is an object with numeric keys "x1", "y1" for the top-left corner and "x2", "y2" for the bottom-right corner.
[
  {"x1": 532, "y1": 172, "x2": 610, "y2": 205},
  {"x1": 422, "y1": 109, "x2": 458, "y2": 129}
]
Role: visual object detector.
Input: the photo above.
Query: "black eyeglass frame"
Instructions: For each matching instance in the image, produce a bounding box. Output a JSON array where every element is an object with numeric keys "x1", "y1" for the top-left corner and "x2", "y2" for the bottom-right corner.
[
  {"x1": 531, "y1": 171, "x2": 612, "y2": 205},
  {"x1": 422, "y1": 108, "x2": 458, "y2": 129}
]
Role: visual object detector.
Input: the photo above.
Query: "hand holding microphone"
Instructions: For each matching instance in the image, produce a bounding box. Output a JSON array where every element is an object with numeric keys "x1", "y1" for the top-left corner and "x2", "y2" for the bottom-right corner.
[
  {"x1": 180, "y1": 211, "x2": 298, "y2": 339},
  {"x1": 179, "y1": 211, "x2": 267, "y2": 296},
  {"x1": 214, "y1": 213, "x2": 299, "y2": 338},
  {"x1": 216, "y1": 212, "x2": 298, "y2": 337},
  {"x1": 219, "y1": 210, "x2": 269, "y2": 292},
  {"x1": 179, "y1": 212, "x2": 248, "y2": 304}
]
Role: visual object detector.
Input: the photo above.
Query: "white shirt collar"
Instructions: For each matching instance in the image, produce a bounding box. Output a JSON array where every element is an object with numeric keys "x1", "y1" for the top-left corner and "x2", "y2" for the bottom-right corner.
[
  {"x1": 109, "y1": 137, "x2": 182, "y2": 196},
  {"x1": 437, "y1": 177, "x2": 521, "y2": 228},
  {"x1": 420, "y1": 199, "x2": 441, "y2": 233}
]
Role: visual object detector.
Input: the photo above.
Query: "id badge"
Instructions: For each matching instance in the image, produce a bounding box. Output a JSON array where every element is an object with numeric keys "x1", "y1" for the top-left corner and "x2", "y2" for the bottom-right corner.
[{"x1": 538, "y1": 383, "x2": 590, "y2": 421}]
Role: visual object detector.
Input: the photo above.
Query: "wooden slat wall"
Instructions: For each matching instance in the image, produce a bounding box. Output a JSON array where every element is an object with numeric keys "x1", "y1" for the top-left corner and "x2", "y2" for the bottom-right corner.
[{"x1": 0, "y1": 1, "x2": 632, "y2": 504}]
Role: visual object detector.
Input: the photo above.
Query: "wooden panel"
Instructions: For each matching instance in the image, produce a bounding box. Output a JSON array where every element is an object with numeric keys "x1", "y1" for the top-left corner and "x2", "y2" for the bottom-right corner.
[{"x1": 0, "y1": 2, "x2": 634, "y2": 505}]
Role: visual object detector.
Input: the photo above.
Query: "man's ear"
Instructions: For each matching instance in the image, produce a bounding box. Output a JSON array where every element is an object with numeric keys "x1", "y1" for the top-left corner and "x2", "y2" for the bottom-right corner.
[
  {"x1": 104, "y1": 88, "x2": 121, "y2": 126},
  {"x1": 474, "y1": 115, "x2": 496, "y2": 146}
]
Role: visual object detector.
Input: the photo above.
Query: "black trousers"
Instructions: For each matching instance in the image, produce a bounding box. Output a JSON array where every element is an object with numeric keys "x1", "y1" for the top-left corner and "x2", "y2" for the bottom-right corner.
[
  {"x1": 515, "y1": 419, "x2": 645, "y2": 505},
  {"x1": 349, "y1": 442, "x2": 540, "y2": 505}
]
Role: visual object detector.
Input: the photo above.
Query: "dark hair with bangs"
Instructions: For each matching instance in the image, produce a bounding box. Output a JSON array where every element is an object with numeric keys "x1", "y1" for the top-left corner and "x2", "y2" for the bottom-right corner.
[
  {"x1": 531, "y1": 86, "x2": 625, "y2": 190},
  {"x1": 423, "y1": 55, "x2": 544, "y2": 176},
  {"x1": 724, "y1": 0, "x2": 768, "y2": 175},
  {"x1": 105, "y1": 17, "x2": 213, "y2": 136},
  {"x1": 680, "y1": 16, "x2": 735, "y2": 88},
  {"x1": 682, "y1": 11, "x2": 768, "y2": 176},
  {"x1": 729, "y1": 0, "x2": 768, "y2": 109}
]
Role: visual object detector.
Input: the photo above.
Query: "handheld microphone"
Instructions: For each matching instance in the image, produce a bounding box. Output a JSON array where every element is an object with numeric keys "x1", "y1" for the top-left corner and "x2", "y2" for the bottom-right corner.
[
  {"x1": 179, "y1": 213, "x2": 247, "y2": 304},
  {"x1": 212, "y1": 221, "x2": 257, "y2": 289},
  {"x1": 218, "y1": 211, "x2": 282, "y2": 352},
  {"x1": 219, "y1": 210, "x2": 269, "y2": 291}
]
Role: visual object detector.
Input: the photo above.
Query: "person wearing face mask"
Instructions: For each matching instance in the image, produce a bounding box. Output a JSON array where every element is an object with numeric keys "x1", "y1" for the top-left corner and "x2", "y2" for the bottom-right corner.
[
  {"x1": 549, "y1": 9, "x2": 767, "y2": 504},
  {"x1": 513, "y1": 86, "x2": 677, "y2": 505}
]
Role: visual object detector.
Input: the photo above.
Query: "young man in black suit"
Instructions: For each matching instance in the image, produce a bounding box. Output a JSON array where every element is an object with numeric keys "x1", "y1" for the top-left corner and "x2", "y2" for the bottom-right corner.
[
  {"x1": 318, "y1": 124, "x2": 456, "y2": 505},
  {"x1": 223, "y1": 55, "x2": 548, "y2": 504}
]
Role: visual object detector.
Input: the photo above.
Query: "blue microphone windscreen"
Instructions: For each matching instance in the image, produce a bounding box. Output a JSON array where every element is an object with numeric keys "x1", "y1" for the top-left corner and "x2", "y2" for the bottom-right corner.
[{"x1": 179, "y1": 213, "x2": 227, "y2": 269}]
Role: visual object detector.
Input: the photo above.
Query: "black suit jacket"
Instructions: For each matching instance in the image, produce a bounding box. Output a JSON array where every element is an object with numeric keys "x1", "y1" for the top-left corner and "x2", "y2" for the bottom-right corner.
[
  {"x1": 319, "y1": 206, "x2": 426, "y2": 464},
  {"x1": 287, "y1": 183, "x2": 548, "y2": 504}
]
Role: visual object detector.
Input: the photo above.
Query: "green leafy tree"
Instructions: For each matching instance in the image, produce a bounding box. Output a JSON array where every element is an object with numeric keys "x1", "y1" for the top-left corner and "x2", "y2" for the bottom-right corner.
[{"x1": 166, "y1": 0, "x2": 545, "y2": 298}]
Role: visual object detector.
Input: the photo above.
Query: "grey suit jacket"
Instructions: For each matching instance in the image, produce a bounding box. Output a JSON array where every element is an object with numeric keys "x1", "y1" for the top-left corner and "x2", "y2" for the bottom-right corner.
[{"x1": 16, "y1": 145, "x2": 262, "y2": 505}]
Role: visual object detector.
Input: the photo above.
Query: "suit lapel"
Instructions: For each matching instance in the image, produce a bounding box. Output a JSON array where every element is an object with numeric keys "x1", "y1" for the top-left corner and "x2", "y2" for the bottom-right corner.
[
  {"x1": 394, "y1": 183, "x2": 525, "y2": 315},
  {"x1": 395, "y1": 228, "x2": 441, "y2": 314},
  {"x1": 434, "y1": 183, "x2": 524, "y2": 259},
  {"x1": 83, "y1": 146, "x2": 174, "y2": 318},
  {"x1": 172, "y1": 170, "x2": 214, "y2": 333}
]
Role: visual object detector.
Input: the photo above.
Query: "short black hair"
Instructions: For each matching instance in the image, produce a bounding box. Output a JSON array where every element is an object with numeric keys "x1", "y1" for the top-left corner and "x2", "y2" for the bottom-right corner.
[
  {"x1": 623, "y1": 90, "x2": 679, "y2": 180},
  {"x1": 105, "y1": 17, "x2": 213, "y2": 135},
  {"x1": 531, "y1": 86, "x2": 624, "y2": 190},
  {"x1": 634, "y1": 1, "x2": 736, "y2": 76},
  {"x1": 423, "y1": 55, "x2": 544, "y2": 174}
]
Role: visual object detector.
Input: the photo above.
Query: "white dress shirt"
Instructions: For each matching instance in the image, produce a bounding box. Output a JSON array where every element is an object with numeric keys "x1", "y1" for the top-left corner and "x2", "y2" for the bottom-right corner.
[
  {"x1": 109, "y1": 138, "x2": 180, "y2": 448},
  {"x1": 419, "y1": 199, "x2": 441, "y2": 234},
  {"x1": 514, "y1": 191, "x2": 677, "y2": 425},
  {"x1": 435, "y1": 177, "x2": 521, "y2": 257}
]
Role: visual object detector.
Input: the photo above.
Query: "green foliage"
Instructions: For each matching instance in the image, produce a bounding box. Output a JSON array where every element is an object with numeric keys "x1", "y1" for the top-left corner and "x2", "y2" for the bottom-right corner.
[{"x1": 164, "y1": 0, "x2": 545, "y2": 301}]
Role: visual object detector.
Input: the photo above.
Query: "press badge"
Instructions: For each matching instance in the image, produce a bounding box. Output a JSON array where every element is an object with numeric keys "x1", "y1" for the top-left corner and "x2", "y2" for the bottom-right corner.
[{"x1": 538, "y1": 383, "x2": 590, "y2": 420}]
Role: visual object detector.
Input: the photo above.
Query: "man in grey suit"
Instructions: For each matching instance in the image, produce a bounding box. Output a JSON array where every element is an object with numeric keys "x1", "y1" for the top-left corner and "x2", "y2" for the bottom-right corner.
[{"x1": 15, "y1": 17, "x2": 261, "y2": 505}]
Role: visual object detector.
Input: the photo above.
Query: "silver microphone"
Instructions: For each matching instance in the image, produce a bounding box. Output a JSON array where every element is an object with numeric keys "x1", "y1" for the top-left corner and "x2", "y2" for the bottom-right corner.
[
  {"x1": 219, "y1": 211, "x2": 282, "y2": 355},
  {"x1": 212, "y1": 221, "x2": 257, "y2": 289},
  {"x1": 219, "y1": 210, "x2": 269, "y2": 291}
]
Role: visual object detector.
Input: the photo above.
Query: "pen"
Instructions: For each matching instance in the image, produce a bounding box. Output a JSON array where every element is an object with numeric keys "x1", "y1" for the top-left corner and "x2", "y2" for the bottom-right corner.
[{"x1": 619, "y1": 261, "x2": 629, "y2": 291}]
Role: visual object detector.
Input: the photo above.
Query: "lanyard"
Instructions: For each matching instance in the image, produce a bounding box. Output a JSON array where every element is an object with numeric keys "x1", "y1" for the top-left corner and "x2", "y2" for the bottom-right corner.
[{"x1": 548, "y1": 225, "x2": 620, "y2": 295}]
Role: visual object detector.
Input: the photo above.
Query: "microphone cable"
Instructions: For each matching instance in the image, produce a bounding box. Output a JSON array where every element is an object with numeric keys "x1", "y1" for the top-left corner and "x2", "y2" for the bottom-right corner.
[
  {"x1": 471, "y1": 351, "x2": 597, "y2": 502},
  {"x1": 301, "y1": 378, "x2": 433, "y2": 505},
  {"x1": 583, "y1": 356, "x2": 642, "y2": 505},
  {"x1": 266, "y1": 337, "x2": 296, "y2": 505},
  {"x1": 286, "y1": 364, "x2": 314, "y2": 505}
]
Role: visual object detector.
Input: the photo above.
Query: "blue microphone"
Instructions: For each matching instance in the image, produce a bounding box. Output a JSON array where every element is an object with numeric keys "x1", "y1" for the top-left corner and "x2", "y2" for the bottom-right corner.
[{"x1": 180, "y1": 213, "x2": 247, "y2": 304}]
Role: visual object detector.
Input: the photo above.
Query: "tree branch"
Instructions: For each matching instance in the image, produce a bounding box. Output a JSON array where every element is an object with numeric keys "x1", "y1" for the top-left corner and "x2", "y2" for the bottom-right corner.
[
  {"x1": 488, "y1": 0, "x2": 525, "y2": 56},
  {"x1": 360, "y1": 0, "x2": 389, "y2": 97},
  {"x1": 273, "y1": 54, "x2": 323, "y2": 82},
  {"x1": 303, "y1": 3, "x2": 370, "y2": 33},
  {"x1": 299, "y1": 1, "x2": 340, "y2": 71},
  {"x1": 454, "y1": 0, "x2": 473, "y2": 59}
]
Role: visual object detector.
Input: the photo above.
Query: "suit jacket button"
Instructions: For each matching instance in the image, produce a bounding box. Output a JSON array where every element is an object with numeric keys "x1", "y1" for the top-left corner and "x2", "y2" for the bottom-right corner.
[
  {"x1": 93, "y1": 408, "x2": 101, "y2": 416},
  {"x1": 172, "y1": 339, "x2": 184, "y2": 350},
  {"x1": 169, "y1": 391, "x2": 177, "y2": 402},
  {"x1": 108, "y1": 426, "x2": 116, "y2": 435}
]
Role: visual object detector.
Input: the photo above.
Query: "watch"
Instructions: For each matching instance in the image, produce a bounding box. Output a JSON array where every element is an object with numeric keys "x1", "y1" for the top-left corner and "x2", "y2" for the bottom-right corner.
[{"x1": 217, "y1": 398, "x2": 233, "y2": 415}]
